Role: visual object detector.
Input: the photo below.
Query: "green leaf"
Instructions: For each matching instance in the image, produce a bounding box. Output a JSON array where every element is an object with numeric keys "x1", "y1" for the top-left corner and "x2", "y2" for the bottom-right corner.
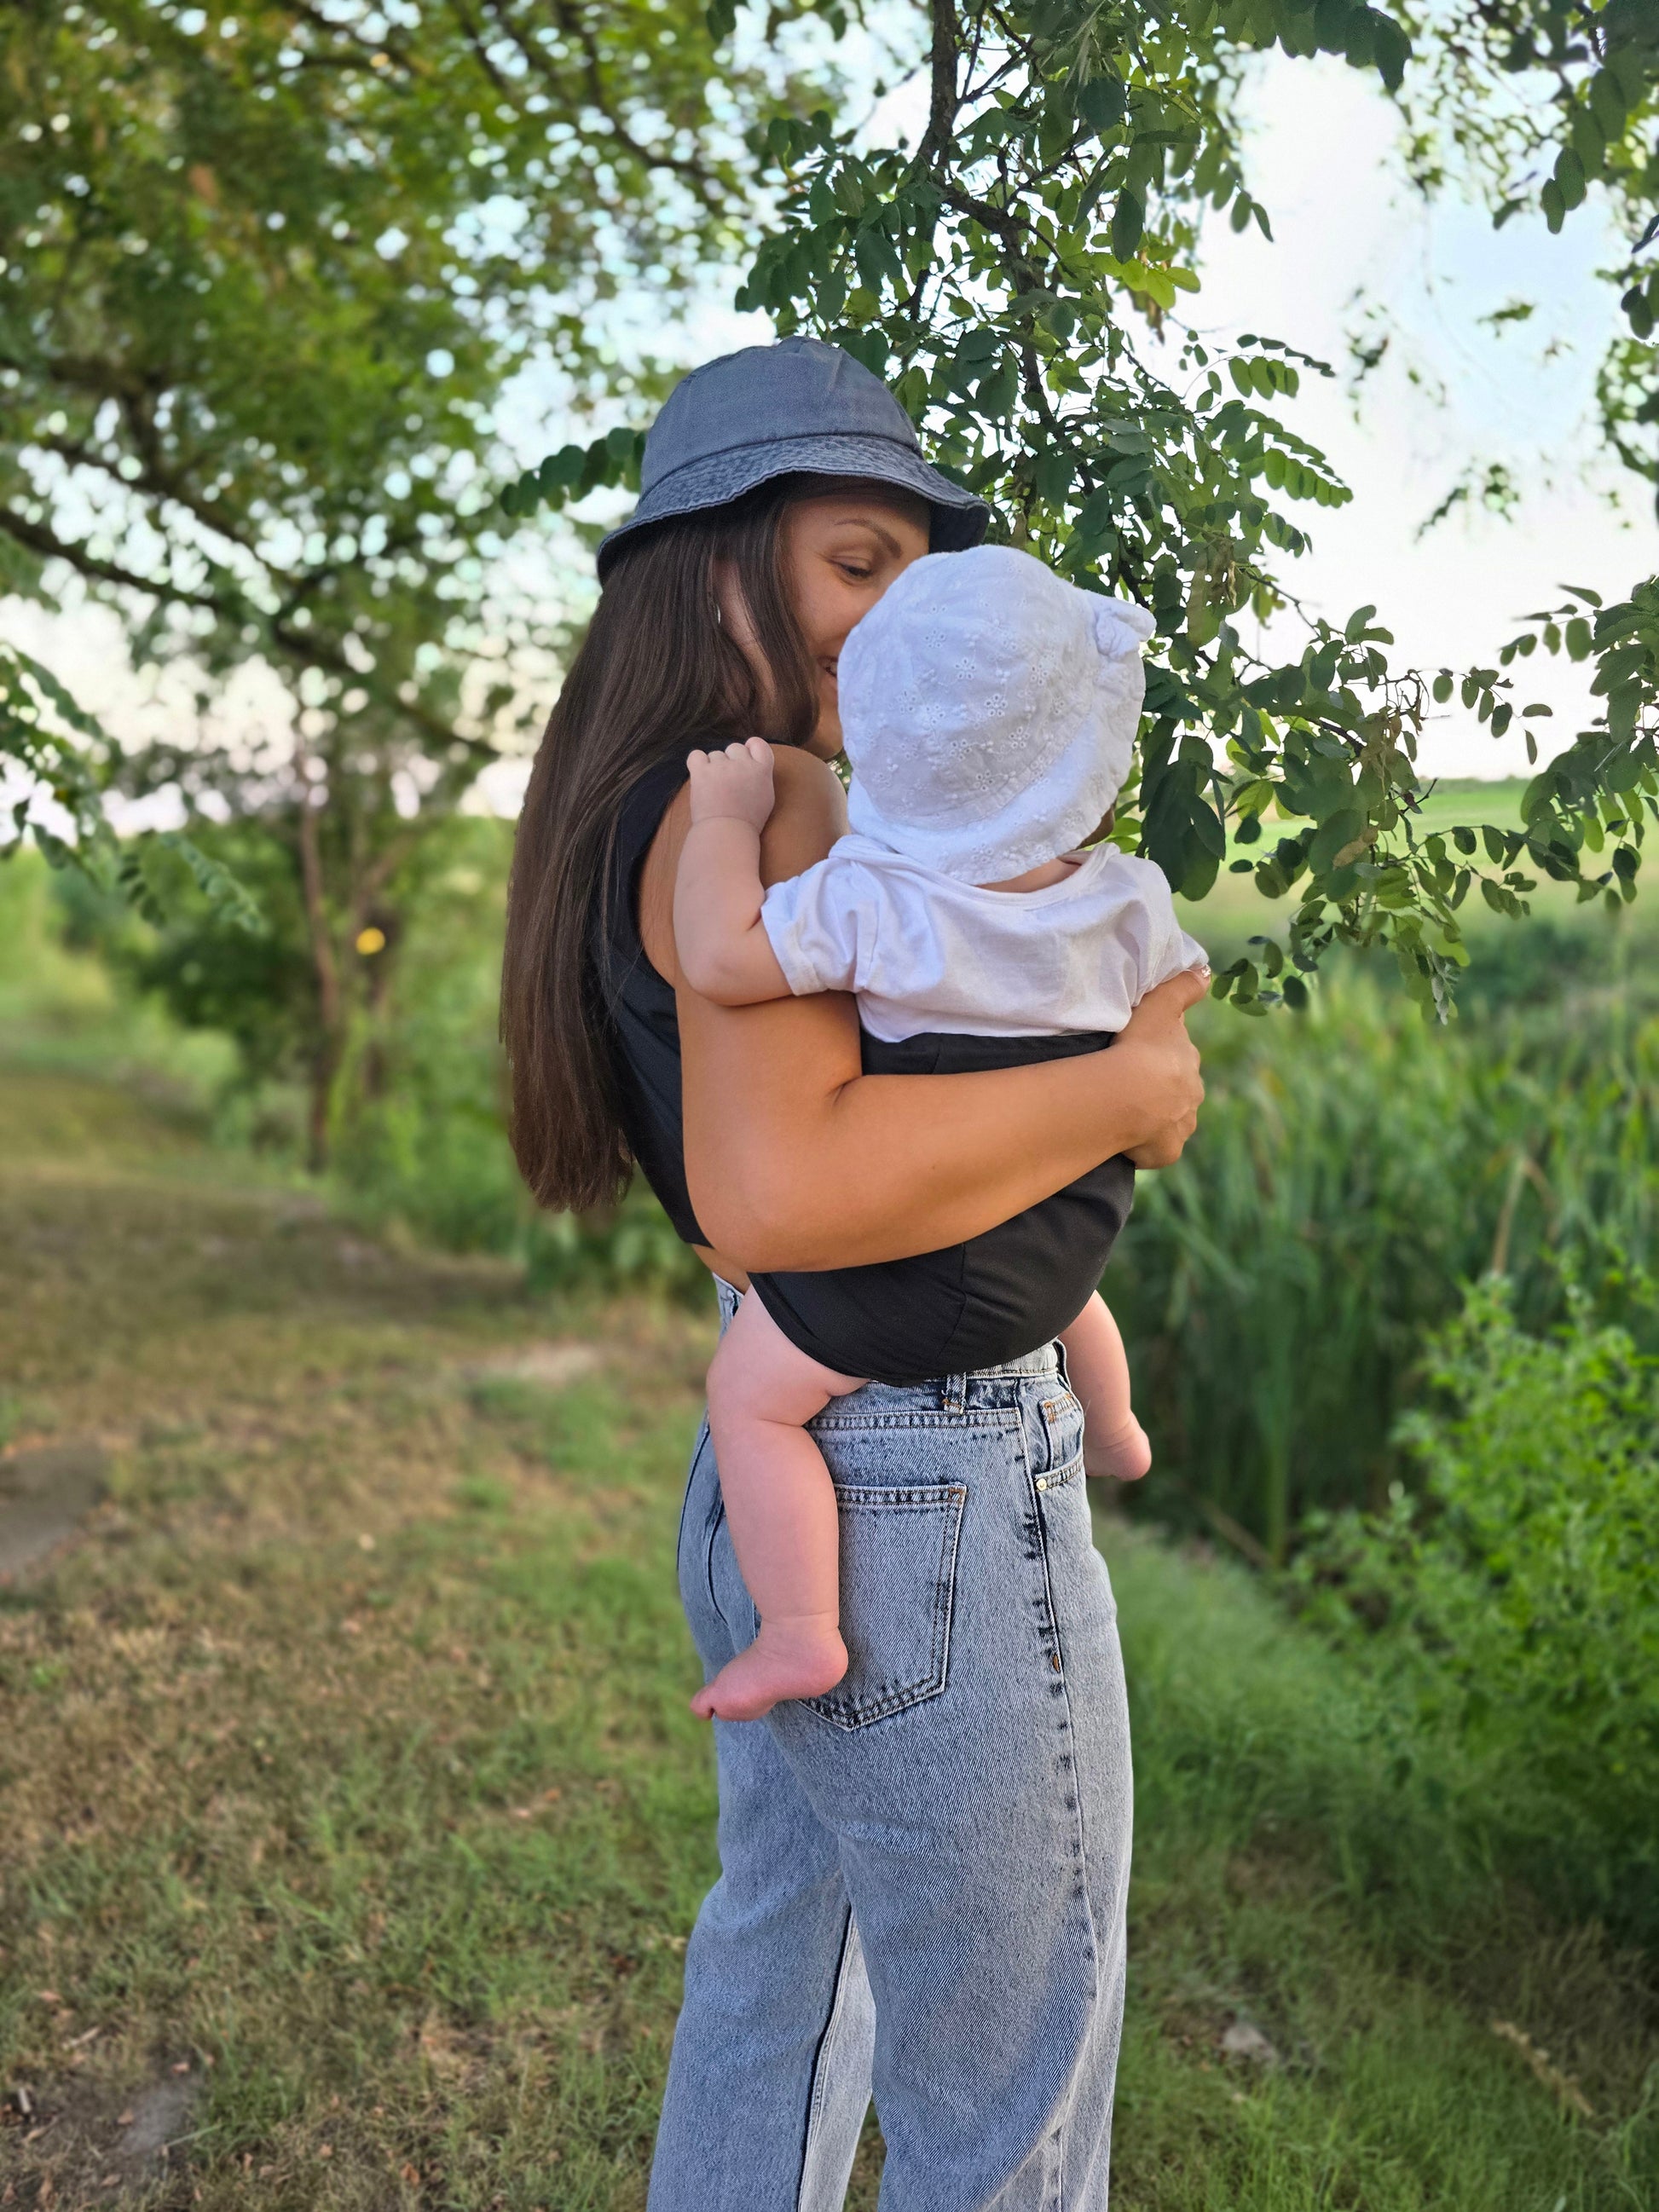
[
  {"x1": 1371, "y1": 11, "x2": 1411, "y2": 89},
  {"x1": 1034, "y1": 448, "x2": 1077, "y2": 503},
  {"x1": 1309, "y1": 806, "x2": 1367, "y2": 875},
  {"x1": 1569, "y1": 105, "x2": 1605, "y2": 178},
  {"x1": 541, "y1": 445, "x2": 586, "y2": 493},
  {"x1": 1313, "y1": 0, "x2": 1351, "y2": 54},
  {"x1": 1078, "y1": 77, "x2": 1127, "y2": 134},
  {"x1": 977, "y1": 355, "x2": 1020, "y2": 419},
  {"x1": 1589, "y1": 70, "x2": 1628, "y2": 138},
  {"x1": 1553, "y1": 146, "x2": 1587, "y2": 211}
]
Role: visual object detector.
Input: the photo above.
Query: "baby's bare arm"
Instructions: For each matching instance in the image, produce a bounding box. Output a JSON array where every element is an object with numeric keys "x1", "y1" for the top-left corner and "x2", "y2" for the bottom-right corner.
[{"x1": 673, "y1": 739, "x2": 795, "y2": 1007}]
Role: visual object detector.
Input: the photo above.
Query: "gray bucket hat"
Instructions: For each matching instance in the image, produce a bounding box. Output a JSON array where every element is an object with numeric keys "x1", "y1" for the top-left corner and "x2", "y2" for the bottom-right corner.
[{"x1": 596, "y1": 337, "x2": 989, "y2": 577}]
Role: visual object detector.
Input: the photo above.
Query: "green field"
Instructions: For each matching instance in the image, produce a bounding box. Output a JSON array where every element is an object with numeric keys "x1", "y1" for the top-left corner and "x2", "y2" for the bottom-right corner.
[
  {"x1": 1174, "y1": 777, "x2": 1559, "y2": 947},
  {"x1": 3, "y1": 1058, "x2": 1654, "y2": 2209}
]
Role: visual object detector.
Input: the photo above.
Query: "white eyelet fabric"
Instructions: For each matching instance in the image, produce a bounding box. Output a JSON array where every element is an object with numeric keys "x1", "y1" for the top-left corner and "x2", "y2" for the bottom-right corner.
[
  {"x1": 760, "y1": 835, "x2": 1208, "y2": 1042},
  {"x1": 839, "y1": 543, "x2": 1156, "y2": 886}
]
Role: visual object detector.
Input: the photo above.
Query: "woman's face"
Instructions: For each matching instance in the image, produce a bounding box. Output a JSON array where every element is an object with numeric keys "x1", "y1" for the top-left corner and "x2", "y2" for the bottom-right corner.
[{"x1": 720, "y1": 483, "x2": 932, "y2": 760}]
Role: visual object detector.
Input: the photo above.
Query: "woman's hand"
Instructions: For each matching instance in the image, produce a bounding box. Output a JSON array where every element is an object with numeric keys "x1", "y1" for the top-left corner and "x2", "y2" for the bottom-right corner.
[{"x1": 1114, "y1": 967, "x2": 1207, "y2": 1170}]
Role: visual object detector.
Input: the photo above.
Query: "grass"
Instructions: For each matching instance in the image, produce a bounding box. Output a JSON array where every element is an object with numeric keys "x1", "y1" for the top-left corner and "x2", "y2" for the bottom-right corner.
[{"x1": 1, "y1": 1061, "x2": 1655, "y2": 2210}]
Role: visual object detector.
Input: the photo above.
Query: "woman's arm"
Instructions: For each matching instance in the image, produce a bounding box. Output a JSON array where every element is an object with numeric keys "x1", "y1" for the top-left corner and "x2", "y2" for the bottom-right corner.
[{"x1": 639, "y1": 747, "x2": 1205, "y2": 1275}]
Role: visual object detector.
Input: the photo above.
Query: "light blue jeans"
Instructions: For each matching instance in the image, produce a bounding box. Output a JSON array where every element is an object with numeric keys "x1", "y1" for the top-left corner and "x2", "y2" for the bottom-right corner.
[{"x1": 650, "y1": 1281, "x2": 1133, "y2": 2211}]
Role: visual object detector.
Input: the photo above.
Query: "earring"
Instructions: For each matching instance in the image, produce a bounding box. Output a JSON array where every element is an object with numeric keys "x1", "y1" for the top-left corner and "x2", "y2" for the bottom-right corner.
[{"x1": 713, "y1": 600, "x2": 724, "y2": 629}]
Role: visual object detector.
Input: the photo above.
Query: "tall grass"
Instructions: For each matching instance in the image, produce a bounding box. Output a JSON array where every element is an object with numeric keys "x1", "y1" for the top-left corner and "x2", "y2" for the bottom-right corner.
[{"x1": 1113, "y1": 915, "x2": 1659, "y2": 1556}]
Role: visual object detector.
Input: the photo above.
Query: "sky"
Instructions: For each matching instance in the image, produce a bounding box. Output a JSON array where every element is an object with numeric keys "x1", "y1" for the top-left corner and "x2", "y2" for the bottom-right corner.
[
  {"x1": 4, "y1": 32, "x2": 1650, "y2": 815},
  {"x1": 1182, "y1": 53, "x2": 1644, "y2": 777}
]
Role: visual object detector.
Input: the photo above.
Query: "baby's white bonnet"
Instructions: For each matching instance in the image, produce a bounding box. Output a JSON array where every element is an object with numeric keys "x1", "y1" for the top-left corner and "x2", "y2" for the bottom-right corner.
[{"x1": 838, "y1": 543, "x2": 1155, "y2": 883}]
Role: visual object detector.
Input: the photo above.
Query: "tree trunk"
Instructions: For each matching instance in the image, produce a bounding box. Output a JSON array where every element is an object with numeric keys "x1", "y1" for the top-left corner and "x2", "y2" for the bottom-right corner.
[
  {"x1": 295, "y1": 788, "x2": 344, "y2": 1173},
  {"x1": 307, "y1": 1041, "x2": 339, "y2": 1176}
]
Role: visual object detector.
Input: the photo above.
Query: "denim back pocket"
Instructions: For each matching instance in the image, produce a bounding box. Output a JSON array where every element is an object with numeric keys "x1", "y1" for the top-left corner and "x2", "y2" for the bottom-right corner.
[
  {"x1": 1038, "y1": 1389, "x2": 1085, "y2": 1479},
  {"x1": 803, "y1": 1477, "x2": 968, "y2": 1731}
]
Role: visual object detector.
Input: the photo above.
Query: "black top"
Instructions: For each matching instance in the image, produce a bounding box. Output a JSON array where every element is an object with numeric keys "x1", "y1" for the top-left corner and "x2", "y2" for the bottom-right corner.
[{"x1": 592, "y1": 754, "x2": 1136, "y2": 1386}]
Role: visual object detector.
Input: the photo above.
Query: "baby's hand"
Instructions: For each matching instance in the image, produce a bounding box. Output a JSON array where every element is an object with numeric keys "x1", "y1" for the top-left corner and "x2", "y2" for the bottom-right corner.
[{"x1": 686, "y1": 738, "x2": 776, "y2": 833}]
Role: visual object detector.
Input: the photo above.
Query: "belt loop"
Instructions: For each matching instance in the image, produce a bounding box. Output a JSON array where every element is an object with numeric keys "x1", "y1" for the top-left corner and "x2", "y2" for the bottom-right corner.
[
  {"x1": 1053, "y1": 1336, "x2": 1071, "y2": 1390},
  {"x1": 940, "y1": 1372, "x2": 968, "y2": 1414}
]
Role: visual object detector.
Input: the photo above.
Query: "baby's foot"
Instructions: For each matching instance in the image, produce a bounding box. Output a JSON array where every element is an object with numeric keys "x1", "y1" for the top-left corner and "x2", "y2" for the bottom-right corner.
[
  {"x1": 1084, "y1": 1416, "x2": 1153, "y2": 1483},
  {"x1": 691, "y1": 1614, "x2": 847, "y2": 1723}
]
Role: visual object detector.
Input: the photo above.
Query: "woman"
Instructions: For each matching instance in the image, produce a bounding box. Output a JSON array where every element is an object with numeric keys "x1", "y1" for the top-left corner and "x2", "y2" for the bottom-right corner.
[{"x1": 502, "y1": 337, "x2": 1205, "y2": 2211}]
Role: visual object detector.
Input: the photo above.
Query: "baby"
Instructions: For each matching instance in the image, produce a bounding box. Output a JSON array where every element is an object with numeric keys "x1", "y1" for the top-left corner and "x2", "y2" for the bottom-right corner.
[{"x1": 674, "y1": 543, "x2": 1206, "y2": 1723}]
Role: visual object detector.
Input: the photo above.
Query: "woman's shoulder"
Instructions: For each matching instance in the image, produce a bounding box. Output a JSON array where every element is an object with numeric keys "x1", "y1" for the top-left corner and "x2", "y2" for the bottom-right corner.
[
  {"x1": 766, "y1": 743, "x2": 846, "y2": 816},
  {"x1": 632, "y1": 742, "x2": 847, "y2": 973},
  {"x1": 759, "y1": 747, "x2": 848, "y2": 883}
]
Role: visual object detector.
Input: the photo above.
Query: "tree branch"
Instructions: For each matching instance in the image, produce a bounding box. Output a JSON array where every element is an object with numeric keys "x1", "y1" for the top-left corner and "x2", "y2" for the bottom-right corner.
[
  {"x1": 266, "y1": 617, "x2": 502, "y2": 765},
  {"x1": 444, "y1": 0, "x2": 512, "y2": 97},
  {"x1": 922, "y1": 0, "x2": 961, "y2": 168},
  {"x1": 0, "y1": 505, "x2": 223, "y2": 610},
  {"x1": 281, "y1": 0, "x2": 424, "y2": 77},
  {"x1": 495, "y1": 0, "x2": 725, "y2": 200}
]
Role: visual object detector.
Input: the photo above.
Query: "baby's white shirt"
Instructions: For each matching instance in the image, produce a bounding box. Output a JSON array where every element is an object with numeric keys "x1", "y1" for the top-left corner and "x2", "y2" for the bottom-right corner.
[{"x1": 760, "y1": 832, "x2": 1207, "y2": 1043}]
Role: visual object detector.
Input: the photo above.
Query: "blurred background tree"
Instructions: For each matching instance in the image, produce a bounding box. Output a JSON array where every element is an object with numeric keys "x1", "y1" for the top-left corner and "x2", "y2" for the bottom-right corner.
[{"x1": 0, "y1": 0, "x2": 820, "y2": 1159}]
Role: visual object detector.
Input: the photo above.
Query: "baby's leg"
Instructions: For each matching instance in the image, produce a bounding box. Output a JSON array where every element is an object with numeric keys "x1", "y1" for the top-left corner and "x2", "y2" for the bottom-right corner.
[
  {"x1": 692, "y1": 1291, "x2": 864, "y2": 1723},
  {"x1": 1061, "y1": 1292, "x2": 1152, "y2": 1483}
]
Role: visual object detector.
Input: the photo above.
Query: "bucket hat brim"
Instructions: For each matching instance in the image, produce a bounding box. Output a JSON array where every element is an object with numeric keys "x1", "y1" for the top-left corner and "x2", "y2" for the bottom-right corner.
[{"x1": 596, "y1": 430, "x2": 987, "y2": 576}]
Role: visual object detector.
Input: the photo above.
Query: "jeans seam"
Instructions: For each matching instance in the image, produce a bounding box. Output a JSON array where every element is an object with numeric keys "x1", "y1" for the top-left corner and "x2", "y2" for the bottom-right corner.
[
  {"x1": 1025, "y1": 1401, "x2": 1106, "y2": 2211},
  {"x1": 702, "y1": 1487, "x2": 725, "y2": 1641},
  {"x1": 676, "y1": 1420, "x2": 710, "y2": 1596},
  {"x1": 796, "y1": 1903, "x2": 858, "y2": 2212}
]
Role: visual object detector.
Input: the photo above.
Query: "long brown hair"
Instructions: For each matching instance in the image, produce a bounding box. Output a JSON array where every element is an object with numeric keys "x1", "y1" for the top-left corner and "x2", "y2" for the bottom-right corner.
[{"x1": 500, "y1": 476, "x2": 821, "y2": 1213}]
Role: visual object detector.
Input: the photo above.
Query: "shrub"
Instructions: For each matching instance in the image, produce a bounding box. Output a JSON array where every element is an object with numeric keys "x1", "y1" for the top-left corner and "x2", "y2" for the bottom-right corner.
[{"x1": 1293, "y1": 1278, "x2": 1659, "y2": 1941}]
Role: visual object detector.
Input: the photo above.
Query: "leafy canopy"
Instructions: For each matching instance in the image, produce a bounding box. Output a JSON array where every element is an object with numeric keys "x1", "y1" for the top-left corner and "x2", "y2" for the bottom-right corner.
[
  {"x1": 0, "y1": 0, "x2": 806, "y2": 892},
  {"x1": 0, "y1": 0, "x2": 824, "y2": 1156},
  {"x1": 510, "y1": 0, "x2": 1659, "y2": 1019}
]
